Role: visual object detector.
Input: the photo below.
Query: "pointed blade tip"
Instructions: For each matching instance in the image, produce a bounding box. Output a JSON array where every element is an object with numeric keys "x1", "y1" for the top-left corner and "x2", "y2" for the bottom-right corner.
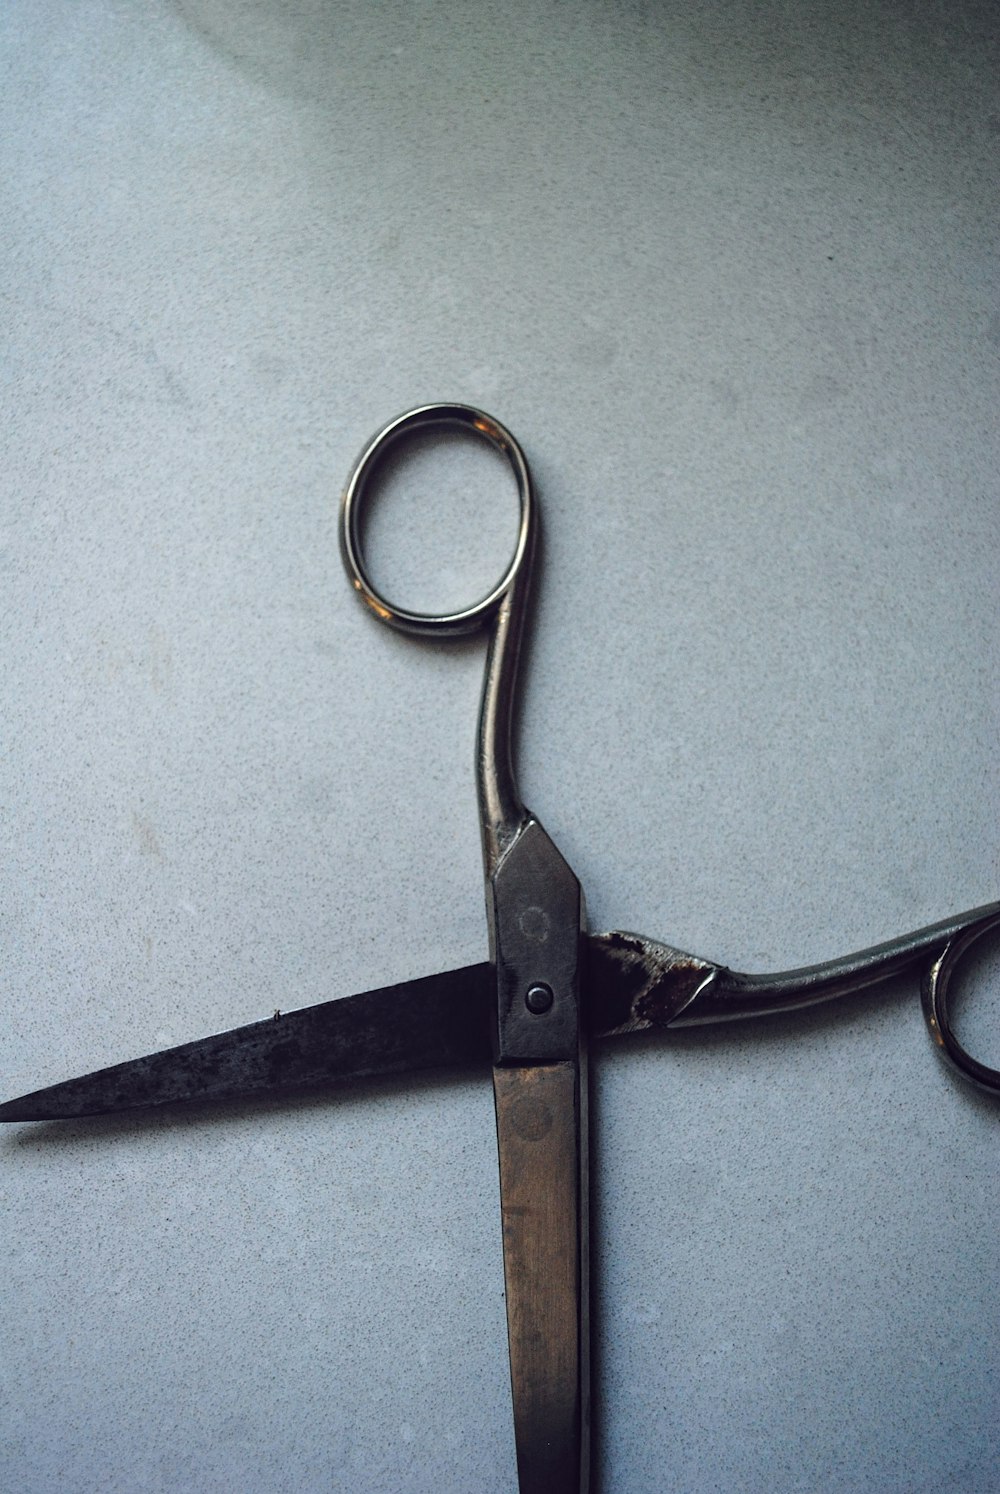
[
  {"x1": 0, "y1": 1096, "x2": 57, "y2": 1123},
  {"x1": 0, "y1": 961, "x2": 494, "y2": 1122}
]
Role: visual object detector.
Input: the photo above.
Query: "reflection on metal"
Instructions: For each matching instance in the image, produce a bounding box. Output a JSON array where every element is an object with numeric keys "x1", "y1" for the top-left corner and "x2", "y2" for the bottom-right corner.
[
  {"x1": 587, "y1": 907, "x2": 1000, "y2": 1093},
  {"x1": 921, "y1": 911, "x2": 1000, "y2": 1092},
  {"x1": 3, "y1": 404, "x2": 997, "y2": 1494}
]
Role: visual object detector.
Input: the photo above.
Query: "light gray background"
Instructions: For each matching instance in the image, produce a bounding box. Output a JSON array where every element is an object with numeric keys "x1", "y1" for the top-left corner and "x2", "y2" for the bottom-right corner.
[{"x1": 2, "y1": 2, "x2": 998, "y2": 1490}]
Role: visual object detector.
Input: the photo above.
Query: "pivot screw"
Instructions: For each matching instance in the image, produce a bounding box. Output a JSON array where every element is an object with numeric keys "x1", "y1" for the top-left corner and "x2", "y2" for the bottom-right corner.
[{"x1": 525, "y1": 983, "x2": 554, "y2": 1015}]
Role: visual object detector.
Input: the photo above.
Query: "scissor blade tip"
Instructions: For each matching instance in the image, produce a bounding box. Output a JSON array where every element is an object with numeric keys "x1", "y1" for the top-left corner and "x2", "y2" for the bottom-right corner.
[
  {"x1": 0, "y1": 1083, "x2": 103, "y2": 1123},
  {"x1": 0, "y1": 963, "x2": 495, "y2": 1122},
  {"x1": 0, "y1": 1096, "x2": 52, "y2": 1123}
]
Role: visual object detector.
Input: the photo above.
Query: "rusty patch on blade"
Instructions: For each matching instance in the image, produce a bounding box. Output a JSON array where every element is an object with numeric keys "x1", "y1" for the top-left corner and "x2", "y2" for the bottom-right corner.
[{"x1": 585, "y1": 930, "x2": 720, "y2": 1037}]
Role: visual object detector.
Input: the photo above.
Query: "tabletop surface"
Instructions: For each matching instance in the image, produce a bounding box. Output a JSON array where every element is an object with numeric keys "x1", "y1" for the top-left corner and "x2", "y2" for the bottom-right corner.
[{"x1": 3, "y1": 2, "x2": 998, "y2": 1490}]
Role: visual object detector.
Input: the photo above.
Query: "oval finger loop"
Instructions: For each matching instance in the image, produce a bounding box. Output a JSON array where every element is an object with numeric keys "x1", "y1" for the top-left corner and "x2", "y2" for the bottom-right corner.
[
  {"x1": 340, "y1": 403, "x2": 534, "y2": 637},
  {"x1": 922, "y1": 910, "x2": 1000, "y2": 1094}
]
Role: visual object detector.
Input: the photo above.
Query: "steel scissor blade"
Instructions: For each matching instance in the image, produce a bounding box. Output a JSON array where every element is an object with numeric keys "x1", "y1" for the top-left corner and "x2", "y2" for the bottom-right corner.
[{"x1": 0, "y1": 963, "x2": 493, "y2": 1121}]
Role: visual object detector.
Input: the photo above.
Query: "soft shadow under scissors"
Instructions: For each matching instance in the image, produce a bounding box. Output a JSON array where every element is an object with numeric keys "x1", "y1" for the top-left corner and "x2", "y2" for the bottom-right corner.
[{"x1": 4, "y1": 404, "x2": 997, "y2": 1493}]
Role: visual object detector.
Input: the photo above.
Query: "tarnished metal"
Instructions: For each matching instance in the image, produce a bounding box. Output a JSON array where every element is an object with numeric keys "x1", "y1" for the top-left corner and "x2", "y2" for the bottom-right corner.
[
  {"x1": 585, "y1": 931, "x2": 720, "y2": 1036},
  {"x1": 489, "y1": 819, "x2": 588, "y2": 1491},
  {"x1": 0, "y1": 964, "x2": 493, "y2": 1122},
  {"x1": 12, "y1": 905, "x2": 998, "y2": 1125},
  {"x1": 921, "y1": 908, "x2": 1000, "y2": 1092},
  {"x1": 489, "y1": 818, "x2": 584, "y2": 1065},
  {"x1": 494, "y1": 1063, "x2": 588, "y2": 1494},
  {"x1": 341, "y1": 405, "x2": 589, "y2": 1491},
  {"x1": 587, "y1": 903, "x2": 1000, "y2": 1093},
  {"x1": 2, "y1": 407, "x2": 997, "y2": 1494}
]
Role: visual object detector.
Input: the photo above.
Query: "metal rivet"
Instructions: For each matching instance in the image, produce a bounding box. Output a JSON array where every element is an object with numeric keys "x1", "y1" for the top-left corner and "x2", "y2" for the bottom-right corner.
[{"x1": 525, "y1": 983, "x2": 554, "y2": 1015}]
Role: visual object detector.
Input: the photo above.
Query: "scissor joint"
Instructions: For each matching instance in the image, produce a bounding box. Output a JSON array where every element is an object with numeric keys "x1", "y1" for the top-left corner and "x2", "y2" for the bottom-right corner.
[{"x1": 488, "y1": 818, "x2": 584, "y2": 1066}]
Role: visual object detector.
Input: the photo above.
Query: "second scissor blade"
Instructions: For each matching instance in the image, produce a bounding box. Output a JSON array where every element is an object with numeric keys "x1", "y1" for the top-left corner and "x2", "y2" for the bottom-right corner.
[{"x1": 0, "y1": 963, "x2": 493, "y2": 1121}]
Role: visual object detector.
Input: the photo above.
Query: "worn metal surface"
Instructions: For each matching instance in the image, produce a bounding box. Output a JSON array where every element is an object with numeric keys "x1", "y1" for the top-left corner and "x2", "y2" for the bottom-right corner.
[
  {"x1": 587, "y1": 901, "x2": 1000, "y2": 1091},
  {"x1": 0, "y1": 963, "x2": 493, "y2": 1122},
  {"x1": 2, "y1": 408, "x2": 997, "y2": 1494},
  {"x1": 585, "y1": 930, "x2": 720, "y2": 1036},
  {"x1": 8, "y1": 902, "x2": 998, "y2": 1126},
  {"x1": 489, "y1": 817, "x2": 587, "y2": 1490},
  {"x1": 342, "y1": 405, "x2": 591, "y2": 1489},
  {"x1": 921, "y1": 909, "x2": 1000, "y2": 1093},
  {"x1": 494, "y1": 1063, "x2": 588, "y2": 1494},
  {"x1": 490, "y1": 819, "x2": 583, "y2": 1065}
]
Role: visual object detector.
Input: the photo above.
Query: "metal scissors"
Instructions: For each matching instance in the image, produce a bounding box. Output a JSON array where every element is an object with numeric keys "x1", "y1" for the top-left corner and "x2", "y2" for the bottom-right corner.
[{"x1": 4, "y1": 402, "x2": 998, "y2": 1492}]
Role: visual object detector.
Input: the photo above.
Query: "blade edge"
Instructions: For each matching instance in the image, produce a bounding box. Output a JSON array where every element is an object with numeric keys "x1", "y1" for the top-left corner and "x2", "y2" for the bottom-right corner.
[{"x1": 0, "y1": 963, "x2": 493, "y2": 1121}]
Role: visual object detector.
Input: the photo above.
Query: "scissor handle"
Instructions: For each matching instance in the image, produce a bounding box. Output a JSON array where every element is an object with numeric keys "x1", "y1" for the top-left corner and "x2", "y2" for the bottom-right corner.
[
  {"x1": 591, "y1": 901, "x2": 1000, "y2": 1094},
  {"x1": 340, "y1": 404, "x2": 537, "y2": 870},
  {"x1": 340, "y1": 403, "x2": 534, "y2": 636},
  {"x1": 922, "y1": 910, "x2": 1000, "y2": 1093}
]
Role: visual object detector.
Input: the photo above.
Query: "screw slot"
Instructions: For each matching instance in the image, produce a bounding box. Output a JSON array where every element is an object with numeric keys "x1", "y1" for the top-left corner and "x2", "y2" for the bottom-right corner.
[{"x1": 525, "y1": 983, "x2": 554, "y2": 1015}]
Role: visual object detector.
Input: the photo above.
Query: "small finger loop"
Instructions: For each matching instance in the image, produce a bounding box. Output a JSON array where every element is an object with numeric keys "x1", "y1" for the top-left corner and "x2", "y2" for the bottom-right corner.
[
  {"x1": 922, "y1": 910, "x2": 1000, "y2": 1094},
  {"x1": 340, "y1": 403, "x2": 534, "y2": 637}
]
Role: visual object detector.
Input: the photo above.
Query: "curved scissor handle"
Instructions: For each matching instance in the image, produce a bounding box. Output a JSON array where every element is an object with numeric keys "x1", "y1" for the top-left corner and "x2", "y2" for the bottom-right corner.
[
  {"x1": 340, "y1": 404, "x2": 537, "y2": 870},
  {"x1": 922, "y1": 909, "x2": 1000, "y2": 1093},
  {"x1": 590, "y1": 901, "x2": 1000, "y2": 1094}
]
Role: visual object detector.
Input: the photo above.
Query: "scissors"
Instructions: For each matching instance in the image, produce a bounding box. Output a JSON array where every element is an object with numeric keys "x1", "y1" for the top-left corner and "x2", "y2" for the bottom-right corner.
[{"x1": 4, "y1": 402, "x2": 998, "y2": 1492}]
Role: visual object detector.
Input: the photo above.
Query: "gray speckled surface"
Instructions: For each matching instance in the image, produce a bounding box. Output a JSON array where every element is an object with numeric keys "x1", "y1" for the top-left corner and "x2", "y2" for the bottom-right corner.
[{"x1": 2, "y1": 2, "x2": 998, "y2": 1490}]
